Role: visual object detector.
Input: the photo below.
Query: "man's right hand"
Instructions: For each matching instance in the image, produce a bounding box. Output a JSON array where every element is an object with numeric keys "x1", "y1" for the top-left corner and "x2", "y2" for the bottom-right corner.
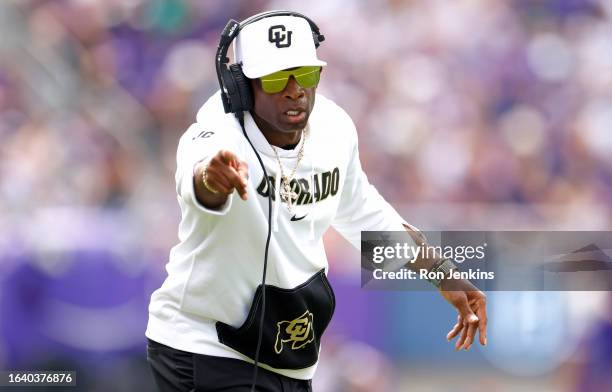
[{"x1": 194, "y1": 150, "x2": 249, "y2": 209}]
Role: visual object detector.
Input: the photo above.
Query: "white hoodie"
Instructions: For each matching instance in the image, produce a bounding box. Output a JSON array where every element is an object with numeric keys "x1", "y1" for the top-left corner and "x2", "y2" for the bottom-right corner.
[{"x1": 146, "y1": 91, "x2": 409, "y2": 380}]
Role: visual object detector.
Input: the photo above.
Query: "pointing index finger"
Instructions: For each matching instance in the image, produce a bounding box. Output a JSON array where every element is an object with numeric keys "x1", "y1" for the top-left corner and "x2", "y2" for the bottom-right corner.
[{"x1": 227, "y1": 166, "x2": 248, "y2": 201}]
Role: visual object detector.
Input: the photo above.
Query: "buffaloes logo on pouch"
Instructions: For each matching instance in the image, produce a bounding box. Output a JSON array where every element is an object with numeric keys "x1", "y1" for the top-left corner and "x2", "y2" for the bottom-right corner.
[
  {"x1": 268, "y1": 25, "x2": 292, "y2": 48},
  {"x1": 274, "y1": 310, "x2": 314, "y2": 354}
]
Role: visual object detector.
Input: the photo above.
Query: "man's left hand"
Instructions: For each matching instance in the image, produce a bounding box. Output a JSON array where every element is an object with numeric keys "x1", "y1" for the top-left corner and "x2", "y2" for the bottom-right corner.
[{"x1": 439, "y1": 280, "x2": 487, "y2": 351}]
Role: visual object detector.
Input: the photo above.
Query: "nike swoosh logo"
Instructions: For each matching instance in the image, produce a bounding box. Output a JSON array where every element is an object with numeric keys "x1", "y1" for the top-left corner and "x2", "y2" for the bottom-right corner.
[{"x1": 290, "y1": 214, "x2": 308, "y2": 222}]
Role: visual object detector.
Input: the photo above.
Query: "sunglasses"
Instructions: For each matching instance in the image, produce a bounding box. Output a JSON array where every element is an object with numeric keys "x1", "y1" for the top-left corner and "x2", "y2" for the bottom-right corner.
[{"x1": 259, "y1": 66, "x2": 322, "y2": 94}]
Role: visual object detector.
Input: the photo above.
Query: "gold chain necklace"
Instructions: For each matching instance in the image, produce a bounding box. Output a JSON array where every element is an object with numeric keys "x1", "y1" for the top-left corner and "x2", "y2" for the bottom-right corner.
[{"x1": 271, "y1": 128, "x2": 308, "y2": 213}]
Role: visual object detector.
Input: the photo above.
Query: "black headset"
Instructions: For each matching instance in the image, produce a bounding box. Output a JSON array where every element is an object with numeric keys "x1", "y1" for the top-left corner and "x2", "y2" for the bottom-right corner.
[
  {"x1": 215, "y1": 10, "x2": 325, "y2": 116},
  {"x1": 214, "y1": 12, "x2": 325, "y2": 391}
]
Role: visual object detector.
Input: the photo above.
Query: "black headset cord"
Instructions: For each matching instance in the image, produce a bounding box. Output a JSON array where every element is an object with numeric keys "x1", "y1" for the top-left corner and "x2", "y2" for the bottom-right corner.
[{"x1": 236, "y1": 112, "x2": 272, "y2": 392}]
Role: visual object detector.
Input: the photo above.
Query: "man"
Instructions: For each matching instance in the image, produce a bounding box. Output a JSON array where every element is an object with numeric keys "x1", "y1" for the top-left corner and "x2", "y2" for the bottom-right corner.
[{"x1": 146, "y1": 11, "x2": 487, "y2": 392}]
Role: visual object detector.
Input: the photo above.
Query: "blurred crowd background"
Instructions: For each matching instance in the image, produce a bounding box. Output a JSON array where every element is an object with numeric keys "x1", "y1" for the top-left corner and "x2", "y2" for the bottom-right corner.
[{"x1": 1, "y1": 0, "x2": 611, "y2": 391}]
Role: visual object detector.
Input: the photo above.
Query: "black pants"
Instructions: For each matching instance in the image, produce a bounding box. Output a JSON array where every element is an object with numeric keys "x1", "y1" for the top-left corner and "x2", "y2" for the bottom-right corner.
[{"x1": 147, "y1": 339, "x2": 312, "y2": 392}]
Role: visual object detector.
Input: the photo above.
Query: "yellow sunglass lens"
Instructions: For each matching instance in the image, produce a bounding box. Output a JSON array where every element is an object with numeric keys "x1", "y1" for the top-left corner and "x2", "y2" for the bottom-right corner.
[{"x1": 260, "y1": 67, "x2": 321, "y2": 93}]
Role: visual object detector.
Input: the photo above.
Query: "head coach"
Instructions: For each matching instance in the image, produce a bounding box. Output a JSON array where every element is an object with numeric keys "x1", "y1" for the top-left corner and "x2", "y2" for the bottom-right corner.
[{"x1": 145, "y1": 10, "x2": 488, "y2": 392}]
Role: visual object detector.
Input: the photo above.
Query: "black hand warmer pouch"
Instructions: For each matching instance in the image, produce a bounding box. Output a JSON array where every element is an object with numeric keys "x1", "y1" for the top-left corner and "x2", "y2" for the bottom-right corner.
[{"x1": 216, "y1": 269, "x2": 335, "y2": 370}]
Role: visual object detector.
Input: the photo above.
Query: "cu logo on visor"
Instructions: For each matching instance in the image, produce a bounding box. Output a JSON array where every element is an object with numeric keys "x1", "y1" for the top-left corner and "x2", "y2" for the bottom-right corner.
[{"x1": 268, "y1": 25, "x2": 292, "y2": 48}]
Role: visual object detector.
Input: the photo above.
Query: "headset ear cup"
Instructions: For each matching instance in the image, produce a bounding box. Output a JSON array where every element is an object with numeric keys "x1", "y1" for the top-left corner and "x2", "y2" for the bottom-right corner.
[
  {"x1": 313, "y1": 33, "x2": 319, "y2": 48},
  {"x1": 221, "y1": 65, "x2": 240, "y2": 113},
  {"x1": 229, "y1": 64, "x2": 253, "y2": 112}
]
